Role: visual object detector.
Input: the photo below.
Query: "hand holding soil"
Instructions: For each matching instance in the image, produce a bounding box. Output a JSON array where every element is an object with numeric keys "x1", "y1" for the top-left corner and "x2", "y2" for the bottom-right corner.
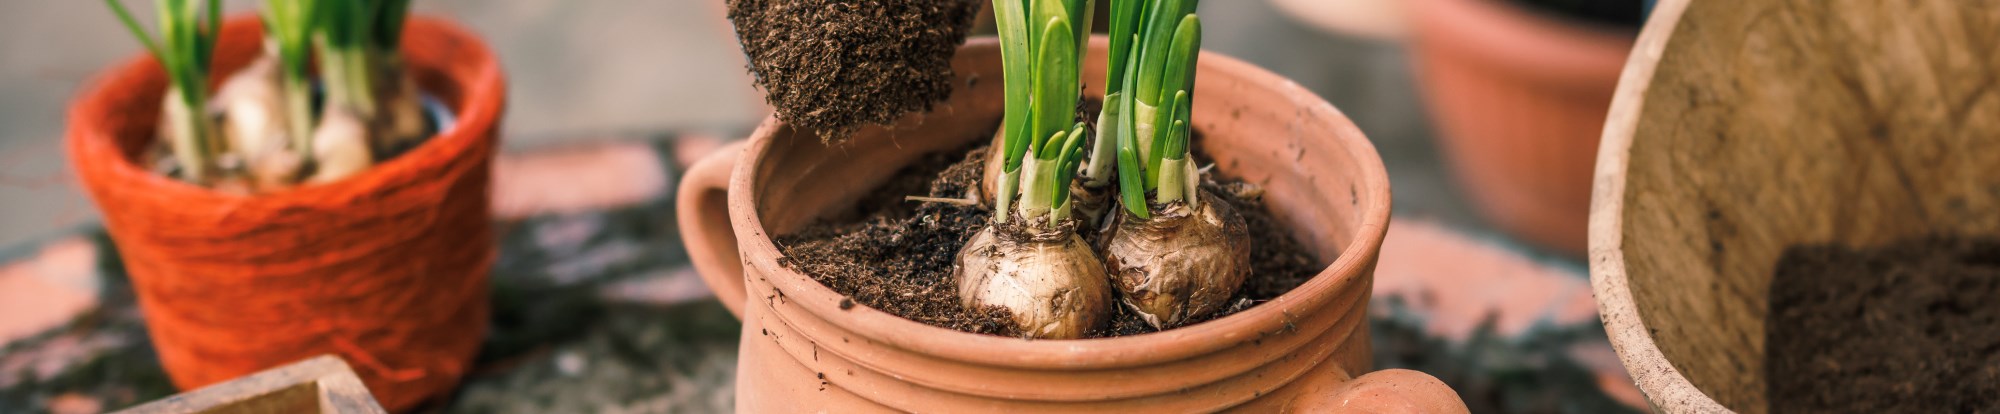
[{"x1": 725, "y1": 0, "x2": 981, "y2": 142}]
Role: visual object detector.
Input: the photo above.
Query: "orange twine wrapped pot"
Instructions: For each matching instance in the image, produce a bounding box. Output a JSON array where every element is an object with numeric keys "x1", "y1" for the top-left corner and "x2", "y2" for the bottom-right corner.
[{"x1": 65, "y1": 16, "x2": 504, "y2": 411}]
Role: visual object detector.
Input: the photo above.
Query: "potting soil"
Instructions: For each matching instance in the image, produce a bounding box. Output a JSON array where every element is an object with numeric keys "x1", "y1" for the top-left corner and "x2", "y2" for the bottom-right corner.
[
  {"x1": 776, "y1": 142, "x2": 1322, "y2": 339},
  {"x1": 725, "y1": 0, "x2": 980, "y2": 142},
  {"x1": 1766, "y1": 234, "x2": 2000, "y2": 413}
]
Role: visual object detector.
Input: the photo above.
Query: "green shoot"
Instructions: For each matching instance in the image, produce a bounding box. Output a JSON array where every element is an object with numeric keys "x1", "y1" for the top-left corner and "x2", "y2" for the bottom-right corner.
[
  {"x1": 374, "y1": 0, "x2": 412, "y2": 52},
  {"x1": 991, "y1": 0, "x2": 1029, "y2": 223},
  {"x1": 1050, "y1": 122, "x2": 1090, "y2": 208},
  {"x1": 1102, "y1": 0, "x2": 1141, "y2": 99},
  {"x1": 106, "y1": 0, "x2": 224, "y2": 183},
  {"x1": 263, "y1": 0, "x2": 316, "y2": 159},
  {"x1": 1030, "y1": 15, "x2": 1077, "y2": 160},
  {"x1": 1109, "y1": 0, "x2": 1201, "y2": 213},
  {"x1": 1148, "y1": 16, "x2": 1198, "y2": 184},
  {"x1": 1157, "y1": 93, "x2": 1195, "y2": 206},
  {"x1": 1132, "y1": 0, "x2": 1191, "y2": 108},
  {"x1": 106, "y1": 1, "x2": 161, "y2": 58},
  {"x1": 991, "y1": 0, "x2": 1094, "y2": 226},
  {"x1": 1085, "y1": 0, "x2": 1144, "y2": 186},
  {"x1": 316, "y1": 0, "x2": 380, "y2": 117}
]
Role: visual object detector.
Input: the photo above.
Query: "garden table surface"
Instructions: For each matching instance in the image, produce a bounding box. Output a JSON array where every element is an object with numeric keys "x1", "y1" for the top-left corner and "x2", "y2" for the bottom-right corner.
[{"x1": 0, "y1": 134, "x2": 1645, "y2": 413}]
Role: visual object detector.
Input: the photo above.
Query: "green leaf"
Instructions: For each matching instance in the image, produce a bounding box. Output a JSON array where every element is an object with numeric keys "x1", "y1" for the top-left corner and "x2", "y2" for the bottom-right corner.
[
  {"x1": 1145, "y1": 90, "x2": 1180, "y2": 187},
  {"x1": 158, "y1": 0, "x2": 199, "y2": 106},
  {"x1": 205, "y1": 0, "x2": 218, "y2": 53},
  {"x1": 1026, "y1": 0, "x2": 1057, "y2": 74},
  {"x1": 1154, "y1": 152, "x2": 1187, "y2": 205},
  {"x1": 265, "y1": 0, "x2": 318, "y2": 153},
  {"x1": 1132, "y1": 0, "x2": 1185, "y2": 107},
  {"x1": 377, "y1": 0, "x2": 412, "y2": 50},
  {"x1": 105, "y1": 0, "x2": 162, "y2": 62},
  {"x1": 1115, "y1": 29, "x2": 1147, "y2": 211},
  {"x1": 1104, "y1": 0, "x2": 1149, "y2": 95},
  {"x1": 1068, "y1": 0, "x2": 1092, "y2": 45},
  {"x1": 1148, "y1": 15, "x2": 1199, "y2": 165},
  {"x1": 1163, "y1": 15, "x2": 1202, "y2": 99},
  {"x1": 1115, "y1": 96, "x2": 1150, "y2": 219},
  {"x1": 1031, "y1": 16, "x2": 1076, "y2": 159},
  {"x1": 1050, "y1": 125, "x2": 1086, "y2": 207},
  {"x1": 264, "y1": 0, "x2": 315, "y2": 73},
  {"x1": 1164, "y1": 90, "x2": 1193, "y2": 160},
  {"x1": 992, "y1": 0, "x2": 1032, "y2": 175},
  {"x1": 1133, "y1": 0, "x2": 1156, "y2": 42},
  {"x1": 1110, "y1": 2, "x2": 1204, "y2": 217},
  {"x1": 131, "y1": 0, "x2": 219, "y2": 182},
  {"x1": 1056, "y1": 122, "x2": 1089, "y2": 173}
]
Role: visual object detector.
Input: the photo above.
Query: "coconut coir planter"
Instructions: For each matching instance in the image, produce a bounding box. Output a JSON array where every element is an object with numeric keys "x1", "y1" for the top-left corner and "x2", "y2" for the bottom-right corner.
[
  {"x1": 1592, "y1": 0, "x2": 2000, "y2": 412},
  {"x1": 679, "y1": 37, "x2": 1467, "y2": 412},
  {"x1": 67, "y1": 16, "x2": 503, "y2": 411}
]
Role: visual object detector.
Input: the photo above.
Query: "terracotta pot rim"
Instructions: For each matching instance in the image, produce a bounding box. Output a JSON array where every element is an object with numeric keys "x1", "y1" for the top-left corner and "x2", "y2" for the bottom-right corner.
[
  {"x1": 1412, "y1": 0, "x2": 1636, "y2": 89},
  {"x1": 729, "y1": 36, "x2": 1394, "y2": 369},
  {"x1": 66, "y1": 15, "x2": 505, "y2": 210},
  {"x1": 1588, "y1": 0, "x2": 1730, "y2": 411}
]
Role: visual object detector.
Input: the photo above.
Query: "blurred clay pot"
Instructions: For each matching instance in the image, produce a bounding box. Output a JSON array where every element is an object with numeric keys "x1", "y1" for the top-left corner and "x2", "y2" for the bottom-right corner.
[
  {"x1": 678, "y1": 37, "x2": 1468, "y2": 412},
  {"x1": 1409, "y1": 0, "x2": 1635, "y2": 256}
]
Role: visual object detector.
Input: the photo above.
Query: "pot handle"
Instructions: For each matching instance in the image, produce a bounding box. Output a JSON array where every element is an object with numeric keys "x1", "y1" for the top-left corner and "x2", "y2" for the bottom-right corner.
[
  {"x1": 1293, "y1": 369, "x2": 1469, "y2": 413},
  {"x1": 676, "y1": 141, "x2": 750, "y2": 318}
]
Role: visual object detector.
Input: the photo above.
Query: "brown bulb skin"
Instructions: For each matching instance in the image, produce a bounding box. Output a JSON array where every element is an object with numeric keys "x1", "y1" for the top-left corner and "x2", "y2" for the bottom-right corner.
[
  {"x1": 1103, "y1": 190, "x2": 1251, "y2": 329},
  {"x1": 954, "y1": 219, "x2": 1113, "y2": 339}
]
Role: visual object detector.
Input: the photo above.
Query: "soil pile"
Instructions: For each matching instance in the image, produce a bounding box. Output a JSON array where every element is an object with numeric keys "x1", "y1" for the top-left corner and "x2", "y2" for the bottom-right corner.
[
  {"x1": 725, "y1": 0, "x2": 981, "y2": 142},
  {"x1": 1766, "y1": 235, "x2": 2000, "y2": 413},
  {"x1": 776, "y1": 144, "x2": 1323, "y2": 338}
]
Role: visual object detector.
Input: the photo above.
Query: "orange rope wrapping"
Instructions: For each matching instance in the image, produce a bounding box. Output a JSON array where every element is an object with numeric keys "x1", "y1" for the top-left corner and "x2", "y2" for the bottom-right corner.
[{"x1": 67, "y1": 16, "x2": 506, "y2": 412}]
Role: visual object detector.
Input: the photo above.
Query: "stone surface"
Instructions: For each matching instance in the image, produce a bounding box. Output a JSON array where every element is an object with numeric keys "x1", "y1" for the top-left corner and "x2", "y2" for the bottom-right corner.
[
  {"x1": 1375, "y1": 219, "x2": 1595, "y2": 340},
  {"x1": 0, "y1": 238, "x2": 99, "y2": 346},
  {"x1": 598, "y1": 267, "x2": 716, "y2": 307},
  {"x1": 493, "y1": 140, "x2": 675, "y2": 220},
  {"x1": 45, "y1": 393, "x2": 102, "y2": 414},
  {"x1": 449, "y1": 301, "x2": 738, "y2": 414},
  {"x1": 1374, "y1": 218, "x2": 1648, "y2": 412}
]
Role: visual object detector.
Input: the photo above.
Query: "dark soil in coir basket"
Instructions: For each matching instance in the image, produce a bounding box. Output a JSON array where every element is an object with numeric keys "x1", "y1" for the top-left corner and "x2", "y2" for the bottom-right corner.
[
  {"x1": 1766, "y1": 234, "x2": 2000, "y2": 413},
  {"x1": 774, "y1": 142, "x2": 1323, "y2": 338},
  {"x1": 725, "y1": 0, "x2": 981, "y2": 142}
]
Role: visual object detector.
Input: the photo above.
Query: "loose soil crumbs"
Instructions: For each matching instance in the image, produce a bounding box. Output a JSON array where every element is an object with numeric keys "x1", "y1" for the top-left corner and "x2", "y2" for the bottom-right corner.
[
  {"x1": 775, "y1": 143, "x2": 1322, "y2": 338},
  {"x1": 725, "y1": 0, "x2": 980, "y2": 142},
  {"x1": 1766, "y1": 235, "x2": 2000, "y2": 413}
]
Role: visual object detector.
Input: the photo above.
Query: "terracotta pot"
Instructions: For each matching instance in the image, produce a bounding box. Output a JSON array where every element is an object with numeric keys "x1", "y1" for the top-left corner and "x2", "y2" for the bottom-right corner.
[
  {"x1": 678, "y1": 36, "x2": 1467, "y2": 412},
  {"x1": 67, "y1": 16, "x2": 503, "y2": 411},
  {"x1": 1591, "y1": 0, "x2": 2000, "y2": 412},
  {"x1": 1409, "y1": 0, "x2": 1634, "y2": 256}
]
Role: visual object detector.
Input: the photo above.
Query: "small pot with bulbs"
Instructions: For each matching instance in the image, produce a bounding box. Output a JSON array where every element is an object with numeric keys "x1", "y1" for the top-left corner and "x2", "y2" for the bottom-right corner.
[{"x1": 679, "y1": 31, "x2": 1466, "y2": 411}]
